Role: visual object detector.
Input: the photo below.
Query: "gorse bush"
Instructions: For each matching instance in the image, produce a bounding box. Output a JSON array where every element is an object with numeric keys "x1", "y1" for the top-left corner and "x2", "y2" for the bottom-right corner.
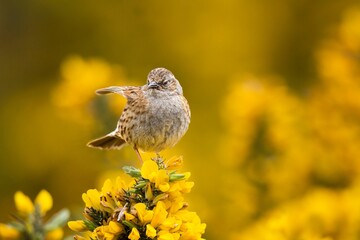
[
  {"x1": 0, "y1": 190, "x2": 69, "y2": 240},
  {"x1": 221, "y1": 8, "x2": 360, "y2": 240},
  {"x1": 68, "y1": 156, "x2": 206, "y2": 240}
]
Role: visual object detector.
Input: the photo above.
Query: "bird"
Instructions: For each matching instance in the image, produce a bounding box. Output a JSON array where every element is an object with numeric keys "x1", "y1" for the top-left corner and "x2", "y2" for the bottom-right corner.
[{"x1": 87, "y1": 67, "x2": 191, "y2": 162}]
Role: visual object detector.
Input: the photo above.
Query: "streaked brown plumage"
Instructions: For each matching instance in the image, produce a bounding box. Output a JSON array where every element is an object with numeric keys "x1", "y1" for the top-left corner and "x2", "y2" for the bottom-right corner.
[{"x1": 87, "y1": 67, "x2": 191, "y2": 162}]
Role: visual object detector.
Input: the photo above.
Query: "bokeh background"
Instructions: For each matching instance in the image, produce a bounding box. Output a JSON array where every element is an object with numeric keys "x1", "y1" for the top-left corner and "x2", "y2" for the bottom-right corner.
[{"x1": 1, "y1": 1, "x2": 360, "y2": 239}]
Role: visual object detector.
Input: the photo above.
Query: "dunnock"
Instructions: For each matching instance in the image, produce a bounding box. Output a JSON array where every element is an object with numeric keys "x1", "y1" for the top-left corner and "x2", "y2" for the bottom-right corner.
[{"x1": 87, "y1": 67, "x2": 191, "y2": 162}]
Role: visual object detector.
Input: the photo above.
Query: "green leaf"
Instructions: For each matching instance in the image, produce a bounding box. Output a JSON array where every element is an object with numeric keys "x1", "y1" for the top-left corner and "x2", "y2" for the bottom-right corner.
[
  {"x1": 122, "y1": 220, "x2": 137, "y2": 229},
  {"x1": 134, "y1": 181, "x2": 147, "y2": 189},
  {"x1": 83, "y1": 220, "x2": 97, "y2": 231},
  {"x1": 123, "y1": 166, "x2": 141, "y2": 178},
  {"x1": 8, "y1": 221, "x2": 25, "y2": 231},
  {"x1": 44, "y1": 208, "x2": 70, "y2": 232},
  {"x1": 169, "y1": 173, "x2": 185, "y2": 181}
]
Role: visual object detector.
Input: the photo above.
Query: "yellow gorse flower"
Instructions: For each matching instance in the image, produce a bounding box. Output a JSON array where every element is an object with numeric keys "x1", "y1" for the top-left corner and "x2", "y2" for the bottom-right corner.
[
  {"x1": 68, "y1": 156, "x2": 206, "y2": 239},
  {"x1": 141, "y1": 160, "x2": 171, "y2": 192},
  {"x1": 52, "y1": 56, "x2": 126, "y2": 124},
  {"x1": 220, "y1": 7, "x2": 360, "y2": 240},
  {"x1": 129, "y1": 227, "x2": 141, "y2": 240},
  {"x1": 1, "y1": 190, "x2": 69, "y2": 240},
  {"x1": 146, "y1": 224, "x2": 157, "y2": 239},
  {"x1": 0, "y1": 223, "x2": 20, "y2": 239},
  {"x1": 35, "y1": 189, "x2": 53, "y2": 216},
  {"x1": 68, "y1": 220, "x2": 88, "y2": 232},
  {"x1": 14, "y1": 191, "x2": 35, "y2": 216}
]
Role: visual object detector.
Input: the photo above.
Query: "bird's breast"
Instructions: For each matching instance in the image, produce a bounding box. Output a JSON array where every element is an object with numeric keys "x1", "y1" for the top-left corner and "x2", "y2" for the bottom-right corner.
[{"x1": 129, "y1": 94, "x2": 190, "y2": 152}]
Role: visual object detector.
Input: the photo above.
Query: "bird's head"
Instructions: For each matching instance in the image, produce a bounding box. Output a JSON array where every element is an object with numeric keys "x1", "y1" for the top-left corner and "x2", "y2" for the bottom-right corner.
[{"x1": 146, "y1": 67, "x2": 183, "y2": 95}]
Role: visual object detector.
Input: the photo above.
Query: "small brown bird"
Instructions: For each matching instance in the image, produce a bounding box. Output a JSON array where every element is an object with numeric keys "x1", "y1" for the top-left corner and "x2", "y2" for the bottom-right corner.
[{"x1": 87, "y1": 67, "x2": 191, "y2": 162}]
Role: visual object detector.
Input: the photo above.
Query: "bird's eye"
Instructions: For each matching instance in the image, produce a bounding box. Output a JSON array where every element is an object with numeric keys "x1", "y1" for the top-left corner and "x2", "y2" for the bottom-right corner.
[{"x1": 162, "y1": 79, "x2": 170, "y2": 85}]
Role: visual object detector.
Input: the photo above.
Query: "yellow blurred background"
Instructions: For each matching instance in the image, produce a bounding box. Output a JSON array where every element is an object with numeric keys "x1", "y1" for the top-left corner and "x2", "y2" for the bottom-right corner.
[{"x1": 1, "y1": 1, "x2": 360, "y2": 239}]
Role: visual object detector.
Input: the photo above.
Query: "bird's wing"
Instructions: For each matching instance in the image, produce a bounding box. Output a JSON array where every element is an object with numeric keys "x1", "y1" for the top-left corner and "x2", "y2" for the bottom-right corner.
[{"x1": 96, "y1": 86, "x2": 142, "y2": 101}]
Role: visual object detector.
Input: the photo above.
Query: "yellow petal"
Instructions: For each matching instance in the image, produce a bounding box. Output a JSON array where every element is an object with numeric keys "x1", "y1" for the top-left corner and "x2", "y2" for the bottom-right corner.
[
  {"x1": 175, "y1": 210, "x2": 201, "y2": 223},
  {"x1": 14, "y1": 191, "x2": 34, "y2": 216},
  {"x1": 125, "y1": 212, "x2": 135, "y2": 221},
  {"x1": 159, "y1": 183, "x2": 170, "y2": 192},
  {"x1": 155, "y1": 170, "x2": 170, "y2": 192},
  {"x1": 159, "y1": 217, "x2": 179, "y2": 231},
  {"x1": 151, "y1": 201, "x2": 168, "y2": 228},
  {"x1": 168, "y1": 182, "x2": 181, "y2": 193},
  {"x1": 82, "y1": 189, "x2": 101, "y2": 209},
  {"x1": 68, "y1": 220, "x2": 88, "y2": 232},
  {"x1": 180, "y1": 181, "x2": 194, "y2": 194},
  {"x1": 145, "y1": 183, "x2": 154, "y2": 201},
  {"x1": 169, "y1": 199, "x2": 184, "y2": 214},
  {"x1": 101, "y1": 179, "x2": 113, "y2": 194},
  {"x1": 0, "y1": 224, "x2": 20, "y2": 239},
  {"x1": 134, "y1": 203, "x2": 147, "y2": 223},
  {"x1": 35, "y1": 190, "x2": 53, "y2": 215},
  {"x1": 141, "y1": 160, "x2": 158, "y2": 181},
  {"x1": 143, "y1": 210, "x2": 154, "y2": 223},
  {"x1": 157, "y1": 231, "x2": 175, "y2": 240},
  {"x1": 134, "y1": 203, "x2": 153, "y2": 224},
  {"x1": 183, "y1": 172, "x2": 191, "y2": 180},
  {"x1": 108, "y1": 221, "x2": 124, "y2": 234},
  {"x1": 146, "y1": 224, "x2": 157, "y2": 239},
  {"x1": 116, "y1": 176, "x2": 134, "y2": 190},
  {"x1": 45, "y1": 228, "x2": 63, "y2": 240},
  {"x1": 164, "y1": 156, "x2": 183, "y2": 170},
  {"x1": 128, "y1": 228, "x2": 140, "y2": 240},
  {"x1": 95, "y1": 226, "x2": 106, "y2": 239}
]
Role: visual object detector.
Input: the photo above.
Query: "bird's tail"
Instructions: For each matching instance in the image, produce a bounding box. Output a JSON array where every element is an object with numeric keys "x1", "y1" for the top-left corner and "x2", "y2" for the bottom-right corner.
[{"x1": 87, "y1": 132, "x2": 126, "y2": 150}]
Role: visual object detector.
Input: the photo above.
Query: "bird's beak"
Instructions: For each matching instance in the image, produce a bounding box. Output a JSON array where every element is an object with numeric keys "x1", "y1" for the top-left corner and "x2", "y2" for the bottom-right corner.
[{"x1": 148, "y1": 82, "x2": 160, "y2": 89}]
